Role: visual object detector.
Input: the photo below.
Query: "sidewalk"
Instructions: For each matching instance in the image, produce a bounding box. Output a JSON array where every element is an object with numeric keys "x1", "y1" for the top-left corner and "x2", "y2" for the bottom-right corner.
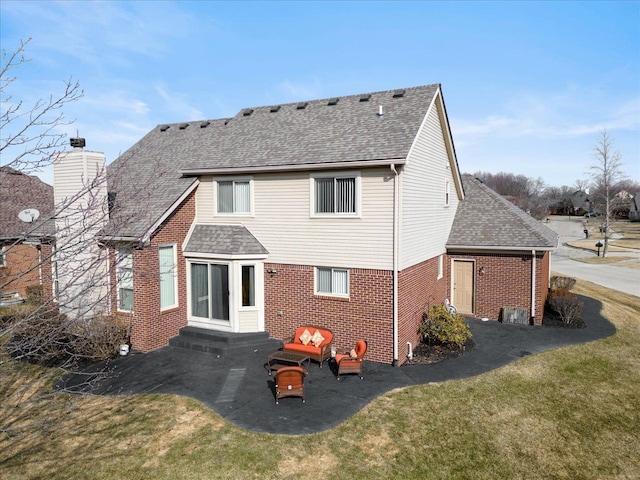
[{"x1": 59, "y1": 294, "x2": 615, "y2": 435}]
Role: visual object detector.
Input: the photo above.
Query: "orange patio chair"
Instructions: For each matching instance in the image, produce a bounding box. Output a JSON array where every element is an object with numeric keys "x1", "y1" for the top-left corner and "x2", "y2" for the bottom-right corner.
[
  {"x1": 274, "y1": 366, "x2": 306, "y2": 404},
  {"x1": 335, "y1": 340, "x2": 368, "y2": 380}
]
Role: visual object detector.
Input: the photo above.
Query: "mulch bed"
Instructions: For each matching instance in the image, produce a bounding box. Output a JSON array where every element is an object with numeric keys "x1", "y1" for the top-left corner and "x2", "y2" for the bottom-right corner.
[
  {"x1": 406, "y1": 338, "x2": 474, "y2": 365},
  {"x1": 542, "y1": 309, "x2": 586, "y2": 329}
]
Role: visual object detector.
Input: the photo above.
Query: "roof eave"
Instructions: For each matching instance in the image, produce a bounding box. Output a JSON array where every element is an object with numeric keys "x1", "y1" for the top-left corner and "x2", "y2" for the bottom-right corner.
[
  {"x1": 180, "y1": 158, "x2": 407, "y2": 177},
  {"x1": 446, "y1": 244, "x2": 557, "y2": 252}
]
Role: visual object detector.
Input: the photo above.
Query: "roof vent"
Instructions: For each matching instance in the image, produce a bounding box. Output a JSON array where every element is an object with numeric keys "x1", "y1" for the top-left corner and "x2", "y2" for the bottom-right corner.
[
  {"x1": 359, "y1": 94, "x2": 371, "y2": 102},
  {"x1": 296, "y1": 102, "x2": 308, "y2": 110},
  {"x1": 70, "y1": 137, "x2": 86, "y2": 148},
  {"x1": 224, "y1": 119, "x2": 231, "y2": 126},
  {"x1": 392, "y1": 89, "x2": 406, "y2": 98},
  {"x1": 327, "y1": 97, "x2": 339, "y2": 106},
  {"x1": 160, "y1": 125, "x2": 170, "y2": 132},
  {"x1": 200, "y1": 121, "x2": 210, "y2": 128},
  {"x1": 179, "y1": 123, "x2": 189, "y2": 130},
  {"x1": 241, "y1": 108, "x2": 254, "y2": 116},
  {"x1": 270, "y1": 105, "x2": 281, "y2": 112}
]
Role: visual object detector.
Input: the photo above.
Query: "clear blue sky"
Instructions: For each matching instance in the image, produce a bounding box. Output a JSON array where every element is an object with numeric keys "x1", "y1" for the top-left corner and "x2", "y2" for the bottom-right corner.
[{"x1": 1, "y1": 0, "x2": 638, "y2": 187}]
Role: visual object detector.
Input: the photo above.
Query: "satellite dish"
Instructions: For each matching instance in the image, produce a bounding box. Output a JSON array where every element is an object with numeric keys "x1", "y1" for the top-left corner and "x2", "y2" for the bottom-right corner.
[{"x1": 18, "y1": 208, "x2": 40, "y2": 223}]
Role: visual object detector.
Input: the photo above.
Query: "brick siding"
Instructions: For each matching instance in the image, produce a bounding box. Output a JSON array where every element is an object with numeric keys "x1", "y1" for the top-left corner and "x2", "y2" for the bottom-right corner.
[
  {"x1": 264, "y1": 263, "x2": 395, "y2": 363},
  {"x1": 0, "y1": 243, "x2": 44, "y2": 298},
  {"x1": 449, "y1": 251, "x2": 550, "y2": 325}
]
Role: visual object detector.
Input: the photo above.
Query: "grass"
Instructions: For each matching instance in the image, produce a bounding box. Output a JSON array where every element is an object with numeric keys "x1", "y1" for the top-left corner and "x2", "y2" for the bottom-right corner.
[{"x1": 1, "y1": 278, "x2": 639, "y2": 479}]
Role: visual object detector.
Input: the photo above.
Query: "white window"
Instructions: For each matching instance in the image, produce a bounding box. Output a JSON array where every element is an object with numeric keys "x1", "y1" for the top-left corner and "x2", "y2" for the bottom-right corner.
[
  {"x1": 190, "y1": 262, "x2": 229, "y2": 321},
  {"x1": 316, "y1": 267, "x2": 349, "y2": 297},
  {"x1": 311, "y1": 172, "x2": 360, "y2": 216},
  {"x1": 217, "y1": 179, "x2": 252, "y2": 214},
  {"x1": 159, "y1": 245, "x2": 178, "y2": 310},
  {"x1": 241, "y1": 265, "x2": 255, "y2": 307},
  {"x1": 438, "y1": 254, "x2": 444, "y2": 279},
  {"x1": 117, "y1": 245, "x2": 133, "y2": 312},
  {"x1": 445, "y1": 180, "x2": 451, "y2": 207}
]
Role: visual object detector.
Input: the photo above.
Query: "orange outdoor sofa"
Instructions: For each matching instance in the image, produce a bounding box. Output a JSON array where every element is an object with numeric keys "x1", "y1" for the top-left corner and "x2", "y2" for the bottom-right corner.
[{"x1": 282, "y1": 326, "x2": 333, "y2": 368}]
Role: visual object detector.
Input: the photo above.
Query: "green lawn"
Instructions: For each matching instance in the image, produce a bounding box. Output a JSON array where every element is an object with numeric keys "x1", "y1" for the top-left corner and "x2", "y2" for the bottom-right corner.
[{"x1": 1, "y1": 278, "x2": 639, "y2": 479}]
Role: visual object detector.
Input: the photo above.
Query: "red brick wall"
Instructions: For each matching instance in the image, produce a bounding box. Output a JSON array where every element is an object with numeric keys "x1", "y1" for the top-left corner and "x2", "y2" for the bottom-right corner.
[
  {"x1": 264, "y1": 264, "x2": 394, "y2": 363},
  {"x1": 448, "y1": 251, "x2": 550, "y2": 325},
  {"x1": 111, "y1": 192, "x2": 195, "y2": 352},
  {"x1": 0, "y1": 243, "x2": 42, "y2": 298},
  {"x1": 397, "y1": 256, "x2": 447, "y2": 365}
]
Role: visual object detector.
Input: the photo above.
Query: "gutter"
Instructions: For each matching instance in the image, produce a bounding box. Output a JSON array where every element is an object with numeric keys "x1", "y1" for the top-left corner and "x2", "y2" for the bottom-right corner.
[
  {"x1": 180, "y1": 158, "x2": 407, "y2": 177},
  {"x1": 391, "y1": 163, "x2": 400, "y2": 366}
]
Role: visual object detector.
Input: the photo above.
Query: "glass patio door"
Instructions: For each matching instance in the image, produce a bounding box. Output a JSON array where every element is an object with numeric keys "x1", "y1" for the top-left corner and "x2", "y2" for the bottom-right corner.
[{"x1": 190, "y1": 262, "x2": 229, "y2": 322}]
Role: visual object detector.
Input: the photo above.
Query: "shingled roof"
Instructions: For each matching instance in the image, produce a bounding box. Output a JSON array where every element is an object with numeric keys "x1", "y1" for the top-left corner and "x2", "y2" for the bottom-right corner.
[
  {"x1": 447, "y1": 175, "x2": 558, "y2": 250},
  {"x1": 0, "y1": 166, "x2": 54, "y2": 241},
  {"x1": 184, "y1": 225, "x2": 268, "y2": 256},
  {"x1": 104, "y1": 84, "x2": 441, "y2": 240}
]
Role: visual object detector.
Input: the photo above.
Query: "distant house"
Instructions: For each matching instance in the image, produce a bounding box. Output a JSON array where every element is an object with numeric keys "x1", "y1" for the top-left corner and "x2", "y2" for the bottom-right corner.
[
  {"x1": 0, "y1": 166, "x2": 54, "y2": 302},
  {"x1": 52, "y1": 84, "x2": 558, "y2": 365}
]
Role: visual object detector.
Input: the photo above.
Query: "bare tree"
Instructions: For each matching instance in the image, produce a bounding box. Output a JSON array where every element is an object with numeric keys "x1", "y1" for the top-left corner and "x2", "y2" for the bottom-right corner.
[
  {"x1": 1, "y1": 38, "x2": 83, "y2": 173},
  {"x1": 588, "y1": 129, "x2": 626, "y2": 257}
]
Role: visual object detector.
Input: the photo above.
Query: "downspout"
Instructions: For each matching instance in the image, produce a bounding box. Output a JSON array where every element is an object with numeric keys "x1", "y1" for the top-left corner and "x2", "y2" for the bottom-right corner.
[
  {"x1": 531, "y1": 250, "x2": 536, "y2": 325},
  {"x1": 391, "y1": 164, "x2": 399, "y2": 366}
]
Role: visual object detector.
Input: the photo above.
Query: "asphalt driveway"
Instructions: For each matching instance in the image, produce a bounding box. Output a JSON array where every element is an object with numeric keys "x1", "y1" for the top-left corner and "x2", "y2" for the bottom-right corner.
[{"x1": 59, "y1": 294, "x2": 615, "y2": 435}]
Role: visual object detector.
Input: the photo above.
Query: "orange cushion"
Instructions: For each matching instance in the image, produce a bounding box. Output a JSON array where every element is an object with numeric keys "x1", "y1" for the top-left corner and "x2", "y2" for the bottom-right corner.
[{"x1": 284, "y1": 343, "x2": 320, "y2": 355}]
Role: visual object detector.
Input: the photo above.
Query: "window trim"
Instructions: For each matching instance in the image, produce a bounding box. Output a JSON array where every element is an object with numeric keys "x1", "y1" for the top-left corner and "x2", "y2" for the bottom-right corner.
[
  {"x1": 437, "y1": 254, "x2": 444, "y2": 279},
  {"x1": 314, "y1": 266, "x2": 350, "y2": 298},
  {"x1": 310, "y1": 171, "x2": 361, "y2": 218},
  {"x1": 116, "y1": 245, "x2": 134, "y2": 313},
  {"x1": 215, "y1": 177, "x2": 254, "y2": 216},
  {"x1": 159, "y1": 244, "x2": 178, "y2": 311},
  {"x1": 240, "y1": 263, "x2": 257, "y2": 310}
]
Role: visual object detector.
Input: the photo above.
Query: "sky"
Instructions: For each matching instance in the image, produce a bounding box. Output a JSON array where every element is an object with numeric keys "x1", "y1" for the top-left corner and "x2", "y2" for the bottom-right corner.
[{"x1": 1, "y1": 0, "x2": 639, "y2": 188}]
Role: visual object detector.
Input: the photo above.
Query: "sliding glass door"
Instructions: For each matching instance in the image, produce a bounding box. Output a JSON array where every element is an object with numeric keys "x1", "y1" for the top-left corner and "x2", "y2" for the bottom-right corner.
[{"x1": 190, "y1": 262, "x2": 229, "y2": 322}]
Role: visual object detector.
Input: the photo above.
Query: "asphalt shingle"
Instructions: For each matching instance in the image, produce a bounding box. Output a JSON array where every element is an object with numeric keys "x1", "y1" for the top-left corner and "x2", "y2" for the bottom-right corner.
[{"x1": 448, "y1": 175, "x2": 558, "y2": 249}]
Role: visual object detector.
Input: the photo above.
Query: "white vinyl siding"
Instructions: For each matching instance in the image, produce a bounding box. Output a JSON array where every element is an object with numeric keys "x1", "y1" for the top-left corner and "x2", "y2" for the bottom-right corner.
[
  {"x1": 194, "y1": 168, "x2": 394, "y2": 270},
  {"x1": 316, "y1": 267, "x2": 349, "y2": 297},
  {"x1": 401, "y1": 91, "x2": 460, "y2": 269},
  {"x1": 159, "y1": 245, "x2": 178, "y2": 310}
]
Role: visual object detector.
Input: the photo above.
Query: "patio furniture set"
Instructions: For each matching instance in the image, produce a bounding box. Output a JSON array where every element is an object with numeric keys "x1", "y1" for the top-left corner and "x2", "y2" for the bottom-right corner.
[{"x1": 265, "y1": 326, "x2": 368, "y2": 404}]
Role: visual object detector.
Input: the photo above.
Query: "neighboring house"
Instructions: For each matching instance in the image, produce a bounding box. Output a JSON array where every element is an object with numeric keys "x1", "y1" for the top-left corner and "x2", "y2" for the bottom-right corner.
[
  {"x1": 54, "y1": 84, "x2": 558, "y2": 365},
  {"x1": 0, "y1": 166, "x2": 54, "y2": 301}
]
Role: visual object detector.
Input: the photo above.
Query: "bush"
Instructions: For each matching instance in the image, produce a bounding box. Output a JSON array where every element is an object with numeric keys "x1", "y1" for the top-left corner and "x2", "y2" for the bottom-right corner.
[
  {"x1": 548, "y1": 289, "x2": 583, "y2": 325},
  {"x1": 4, "y1": 310, "x2": 126, "y2": 367},
  {"x1": 419, "y1": 304, "x2": 472, "y2": 349},
  {"x1": 550, "y1": 276, "x2": 576, "y2": 291},
  {"x1": 72, "y1": 316, "x2": 127, "y2": 362}
]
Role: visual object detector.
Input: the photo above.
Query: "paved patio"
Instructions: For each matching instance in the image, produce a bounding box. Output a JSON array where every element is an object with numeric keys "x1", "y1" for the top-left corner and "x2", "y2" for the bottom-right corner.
[{"x1": 59, "y1": 294, "x2": 615, "y2": 435}]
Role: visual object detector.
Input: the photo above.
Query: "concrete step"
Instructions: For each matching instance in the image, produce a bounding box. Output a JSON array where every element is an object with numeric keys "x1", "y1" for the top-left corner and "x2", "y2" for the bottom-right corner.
[{"x1": 168, "y1": 326, "x2": 282, "y2": 358}]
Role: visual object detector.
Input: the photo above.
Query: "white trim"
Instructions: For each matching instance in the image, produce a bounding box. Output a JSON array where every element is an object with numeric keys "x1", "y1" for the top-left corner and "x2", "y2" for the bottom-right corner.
[
  {"x1": 447, "y1": 245, "x2": 556, "y2": 252},
  {"x1": 314, "y1": 266, "x2": 350, "y2": 298},
  {"x1": 159, "y1": 244, "x2": 178, "y2": 311},
  {"x1": 116, "y1": 245, "x2": 134, "y2": 313},
  {"x1": 214, "y1": 176, "x2": 255, "y2": 217},
  {"x1": 309, "y1": 170, "x2": 361, "y2": 218},
  {"x1": 437, "y1": 254, "x2": 444, "y2": 279}
]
